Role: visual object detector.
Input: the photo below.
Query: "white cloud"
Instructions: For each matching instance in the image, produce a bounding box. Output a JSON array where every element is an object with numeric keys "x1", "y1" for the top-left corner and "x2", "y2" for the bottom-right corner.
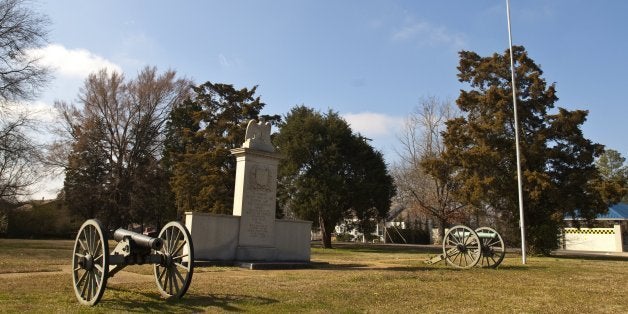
[
  {"x1": 392, "y1": 20, "x2": 465, "y2": 48},
  {"x1": 343, "y1": 112, "x2": 403, "y2": 138},
  {"x1": 27, "y1": 100, "x2": 57, "y2": 124},
  {"x1": 27, "y1": 44, "x2": 122, "y2": 79}
]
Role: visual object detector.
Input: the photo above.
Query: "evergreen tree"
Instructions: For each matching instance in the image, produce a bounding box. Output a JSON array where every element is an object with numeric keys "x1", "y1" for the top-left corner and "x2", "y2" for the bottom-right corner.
[
  {"x1": 595, "y1": 149, "x2": 628, "y2": 204},
  {"x1": 435, "y1": 46, "x2": 622, "y2": 254},
  {"x1": 275, "y1": 106, "x2": 394, "y2": 248},
  {"x1": 63, "y1": 116, "x2": 109, "y2": 221},
  {"x1": 347, "y1": 135, "x2": 395, "y2": 241},
  {"x1": 166, "y1": 82, "x2": 279, "y2": 214}
]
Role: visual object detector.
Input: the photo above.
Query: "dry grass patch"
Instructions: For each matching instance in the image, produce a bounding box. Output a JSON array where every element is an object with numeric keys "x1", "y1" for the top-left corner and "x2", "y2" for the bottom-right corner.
[{"x1": 0, "y1": 239, "x2": 626, "y2": 313}]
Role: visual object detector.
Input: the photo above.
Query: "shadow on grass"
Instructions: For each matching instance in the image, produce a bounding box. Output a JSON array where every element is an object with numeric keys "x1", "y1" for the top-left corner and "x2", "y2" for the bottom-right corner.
[
  {"x1": 314, "y1": 242, "x2": 441, "y2": 255},
  {"x1": 549, "y1": 254, "x2": 628, "y2": 262},
  {"x1": 494, "y1": 264, "x2": 539, "y2": 271},
  {"x1": 313, "y1": 263, "x2": 371, "y2": 270},
  {"x1": 103, "y1": 287, "x2": 278, "y2": 312},
  {"x1": 312, "y1": 262, "x2": 433, "y2": 272},
  {"x1": 312, "y1": 261, "x2": 542, "y2": 272}
]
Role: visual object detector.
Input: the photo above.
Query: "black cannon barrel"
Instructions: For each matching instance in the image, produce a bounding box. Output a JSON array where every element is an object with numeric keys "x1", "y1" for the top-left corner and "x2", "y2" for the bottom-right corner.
[{"x1": 113, "y1": 228, "x2": 163, "y2": 250}]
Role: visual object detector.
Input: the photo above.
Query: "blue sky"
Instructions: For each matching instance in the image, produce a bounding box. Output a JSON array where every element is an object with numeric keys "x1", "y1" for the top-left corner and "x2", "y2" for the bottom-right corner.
[{"x1": 28, "y1": 0, "x2": 628, "y2": 198}]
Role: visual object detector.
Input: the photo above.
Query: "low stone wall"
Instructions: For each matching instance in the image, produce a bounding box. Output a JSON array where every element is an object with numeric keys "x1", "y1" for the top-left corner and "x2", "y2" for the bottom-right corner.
[
  {"x1": 185, "y1": 212, "x2": 312, "y2": 262},
  {"x1": 185, "y1": 213, "x2": 239, "y2": 261},
  {"x1": 275, "y1": 220, "x2": 312, "y2": 261},
  {"x1": 563, "y1": 225, "x2": 623, "y2": 252}
]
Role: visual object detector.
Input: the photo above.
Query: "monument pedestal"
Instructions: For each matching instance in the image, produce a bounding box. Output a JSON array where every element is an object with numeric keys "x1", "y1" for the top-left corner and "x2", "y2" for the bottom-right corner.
[{"x1": 231, "y1": 147, "x2": 281, "y2": 261}]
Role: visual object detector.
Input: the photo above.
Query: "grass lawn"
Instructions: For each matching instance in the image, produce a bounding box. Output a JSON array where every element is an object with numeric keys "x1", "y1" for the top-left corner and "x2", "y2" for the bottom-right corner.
[{"x1": 0, "y1": 239, "x2": 626, "y2": 313}]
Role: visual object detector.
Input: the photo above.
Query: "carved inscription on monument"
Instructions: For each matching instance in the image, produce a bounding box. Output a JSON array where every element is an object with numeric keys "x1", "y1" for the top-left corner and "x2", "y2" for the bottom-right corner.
[{"x1": 239, "y1": 163, "x2": 276, "y2": 246}]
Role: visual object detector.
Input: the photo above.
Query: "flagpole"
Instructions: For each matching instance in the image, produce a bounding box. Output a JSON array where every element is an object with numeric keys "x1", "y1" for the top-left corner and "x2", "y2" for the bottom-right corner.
[{"x1": 507, "y1": 0, "x2": 527, "y2": 264}]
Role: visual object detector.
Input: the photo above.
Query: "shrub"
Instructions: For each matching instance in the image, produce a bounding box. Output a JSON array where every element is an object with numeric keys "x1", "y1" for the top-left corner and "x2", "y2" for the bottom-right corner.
[{"x1": 335, "y1": 233, "x2": 355, "y2": 242}]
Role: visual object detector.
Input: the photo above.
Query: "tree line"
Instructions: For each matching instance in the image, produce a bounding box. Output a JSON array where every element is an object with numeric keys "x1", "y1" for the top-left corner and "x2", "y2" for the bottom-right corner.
[
  {"x1": 0, "y1": 0, "x2": 626, "y2": 253},
  {"x1": 394, "y1": 47, "x2": 627, "y2": 254}
]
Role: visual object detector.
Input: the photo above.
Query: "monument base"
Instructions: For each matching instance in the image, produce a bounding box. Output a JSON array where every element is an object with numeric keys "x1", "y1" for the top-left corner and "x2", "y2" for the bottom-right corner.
[
  {"x1": 192, "y1": 259, "x2": 315, "y2": 270},
  {"x1": 235, "y1": 261, "x2": 313, "y2": 270},
  {"x1": 185, "y1": 212, "x2": 312, "y2": 263},
  {"x1": 236, "y1": 246, "x2": 277, "y2": 261}
]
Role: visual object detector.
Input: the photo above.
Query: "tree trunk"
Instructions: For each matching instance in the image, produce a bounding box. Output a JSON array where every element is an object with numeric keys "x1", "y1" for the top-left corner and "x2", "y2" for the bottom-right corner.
[
  {"x1": 319, "y1": 215, "x2": 333, "y2": 248},
  {"x1": 438, "y1": 218, "x2": 446, "y2": 244}
]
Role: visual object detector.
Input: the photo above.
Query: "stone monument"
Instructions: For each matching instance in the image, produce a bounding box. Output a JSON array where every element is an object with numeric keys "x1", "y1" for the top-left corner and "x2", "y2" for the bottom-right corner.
[{"x1": 185, "y1": 119, "x2": 312, "y2": 263}]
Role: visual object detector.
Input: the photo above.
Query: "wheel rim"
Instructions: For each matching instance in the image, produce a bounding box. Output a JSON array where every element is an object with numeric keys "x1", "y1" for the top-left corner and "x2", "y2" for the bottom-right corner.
[
  {"x1": 154, "y1": 221, "x2": 194, "y2": 299},
  {"x1": 72, "y1": 219, "x2": 109, "y2": 306},
  {"x1": 442, "y1": 225, "x2": 481, "y2": 269},
  {"x1": 476, "y1": 227, "x2": 505, "y2": 268}
]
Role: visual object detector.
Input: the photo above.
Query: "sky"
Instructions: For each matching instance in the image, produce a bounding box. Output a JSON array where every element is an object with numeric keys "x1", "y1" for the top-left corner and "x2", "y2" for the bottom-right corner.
[{"x1": 26, "y1": 0, "x2": 628, "y2": 199}]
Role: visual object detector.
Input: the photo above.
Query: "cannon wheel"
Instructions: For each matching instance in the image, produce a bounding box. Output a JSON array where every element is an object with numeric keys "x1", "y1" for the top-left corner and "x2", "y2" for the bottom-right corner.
[
  {"x1": 442, "y1": 225, "x2": 482, "y2": 269},
  {"x1": 154, "y1": 221, "x2": 194, "y2": 299},
  {"x1": 476, "y1": 227, "x2": 505, "y2": 268},
  {"x1": 72, "y1": 219, "x2": 109, "y2": 306}
]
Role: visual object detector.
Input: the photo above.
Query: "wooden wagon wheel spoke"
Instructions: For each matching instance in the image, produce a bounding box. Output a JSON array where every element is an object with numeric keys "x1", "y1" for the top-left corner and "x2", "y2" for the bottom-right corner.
[
  {"x1": 173, "y1": 266, "x2": 185, "y2": 283},
  {"x1": 171, "y1": 270, "x2": 180, "y2": 294},
  {"x1": 173, "y1": 252, "x2": 188, "y2": 260},
  {"x1": 475, "y1": 227, "x2": 506, "y2": 268},
  {"x1": 77, "y1": 270, "x2": 88, "y2": 288},
  {"x1": 442, "y1": 225, "x2": 481, "y2": 269},
  {"x1": 82, "y1": 229, "x2": 91, "y2": 255},
  {"x1": 464, "y1": 252, "x2": 472, "y2": 265},
  {"x1": 445, "y1": 247, "x2": 459, "y2": 257},
  {"x1": 172, "y1": 229, "x2": 182, "y2": 250},
  {"x1": 173, "y1": 240, "x2": 186, "y2": 257},
  {"x1": 452, "y1": 232, "x2": 463, "y2": 246},
  {"x1": 87, "y1": 226, "x2": 95, "y2": 254},
  {"x1": 82, "y1": 272, "x2": 91, "y2": 299},
  {"x1": 78, "y1": 238, "x2": 87, "y2": 253},
  {"x1": 169, "y1": 269, "x2": 175, "y2": 295},
  {"x1": 174, "y1": 261, "x2": 189, "y2": 270},
  {"x1": 164, "y1": 269, "x2": 171, "y2": 294},
  {"x1": 483, "y1": 238, "x2": 500, "y2": 248},
  {"x1": 154, "y1": 221, "x2": 194, "y2": 299},
  {"x1": 72, "y1": 219, "x2": 109, "y2": 306},
  {"x1": 461, "y1": 252, "x2": 469, "y2": 266},
  {"x1": 158, "y1": 267, "x2": 167, "y2": 282},
  {"x1": 166, "y1": 228, "x2": 173, "y2": 253}
]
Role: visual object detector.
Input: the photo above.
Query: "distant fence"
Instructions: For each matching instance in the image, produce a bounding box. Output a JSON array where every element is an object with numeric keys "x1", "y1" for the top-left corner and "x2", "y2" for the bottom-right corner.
[{"x1": 562, "y1": 225, "x2": 623, "y2": 252}]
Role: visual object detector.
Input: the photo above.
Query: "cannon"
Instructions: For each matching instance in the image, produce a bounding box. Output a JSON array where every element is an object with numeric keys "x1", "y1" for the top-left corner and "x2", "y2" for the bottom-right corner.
[
  {"x1": 425, "y1": 225, "x2": 506, "y2": 269},
  {"x1": 71, "y1": 219, "x2": 194, "y2": 306}
]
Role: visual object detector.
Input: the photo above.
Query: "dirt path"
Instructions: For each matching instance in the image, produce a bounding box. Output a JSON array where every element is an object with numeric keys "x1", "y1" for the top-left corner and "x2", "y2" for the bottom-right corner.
[{"x1": 0, "y1": 264, "x2": 154, "y2": 284}]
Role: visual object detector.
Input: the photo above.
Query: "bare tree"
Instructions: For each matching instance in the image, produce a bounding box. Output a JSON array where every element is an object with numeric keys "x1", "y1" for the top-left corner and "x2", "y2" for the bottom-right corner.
[
  {"x1": 56, "y1": 67, "x2": 191, "y2": 227},
  {"x1": 0, "y1": 0, "x2": 50, "y2": 104},
  {"x1": 0, "y1": 107, "x2": 43, "y2": 201},
  {"x1": 393, "y1": 96, "x2": 465, "y2": 241},
  {"x1": 0, "y1": 0, "x2": 50, "y2": 201}
]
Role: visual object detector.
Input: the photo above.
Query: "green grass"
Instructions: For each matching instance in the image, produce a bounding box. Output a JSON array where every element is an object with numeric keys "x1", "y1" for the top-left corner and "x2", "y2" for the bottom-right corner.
[{"x1": 0, "y1": 239, "x2": 626, "y2": 313}]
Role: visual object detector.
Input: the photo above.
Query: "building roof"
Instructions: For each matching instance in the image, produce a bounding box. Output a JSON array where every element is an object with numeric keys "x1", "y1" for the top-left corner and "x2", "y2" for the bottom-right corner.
[
  {"x1": 597, "y1": 203, "x2": 628, "y2": 220},
  {"x1": 564, "y1": 203, "x2": 628, "y2": 221}
]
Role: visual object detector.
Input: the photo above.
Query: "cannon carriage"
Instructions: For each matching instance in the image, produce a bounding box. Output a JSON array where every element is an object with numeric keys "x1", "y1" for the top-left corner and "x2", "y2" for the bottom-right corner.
[
  {"x1": 425, "y1": 225, "x2": 506, "y2": 269},
  {"x1": 71, "y1": 219, "x2": 194, "y2": 306}
]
